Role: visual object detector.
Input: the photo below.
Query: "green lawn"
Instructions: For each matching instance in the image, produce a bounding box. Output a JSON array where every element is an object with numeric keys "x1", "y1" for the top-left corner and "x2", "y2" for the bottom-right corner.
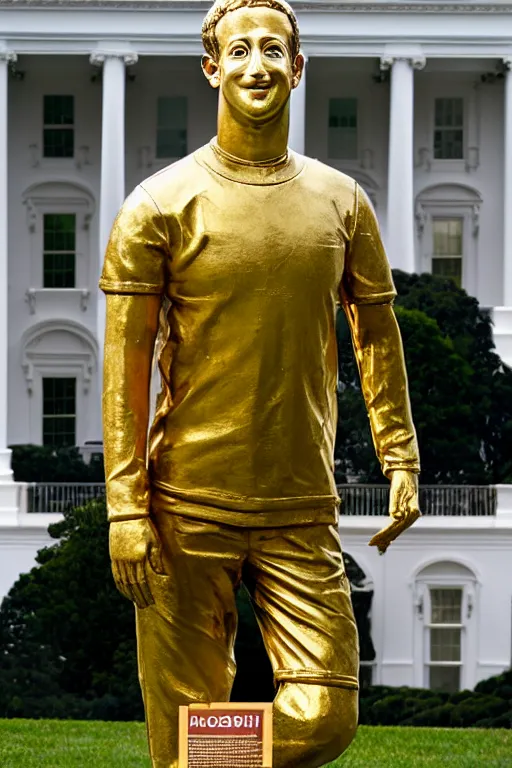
[{"x1": 0, "y1": 719, "x2": 511, "y2": 767}]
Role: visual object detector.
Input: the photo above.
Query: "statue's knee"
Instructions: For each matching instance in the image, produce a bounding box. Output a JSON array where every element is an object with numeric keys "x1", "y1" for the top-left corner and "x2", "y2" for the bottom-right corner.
[{"x1": 313, "y1": 687, "x2": 358, "y2": 763}]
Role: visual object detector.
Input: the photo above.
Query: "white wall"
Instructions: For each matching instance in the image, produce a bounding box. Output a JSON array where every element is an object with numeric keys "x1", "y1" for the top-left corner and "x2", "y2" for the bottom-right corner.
[{"x1": 340, "y1": 519, "x2": 512, "y2": 690}]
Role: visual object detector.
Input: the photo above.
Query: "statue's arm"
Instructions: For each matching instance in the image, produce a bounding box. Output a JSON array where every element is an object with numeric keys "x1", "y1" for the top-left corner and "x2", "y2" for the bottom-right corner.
[
  {"x1": 100, "y1": 185, "x2": 169, "y2": 605},
  {"x1": 103, "y1": 294, "x2": 165, "y2": 608},
  {"x1": 341, "y1": 184, "x2": 421, "y2": 551},
  {"x1": 343, "y1": 301, "x2": 419, "y2": 479}
]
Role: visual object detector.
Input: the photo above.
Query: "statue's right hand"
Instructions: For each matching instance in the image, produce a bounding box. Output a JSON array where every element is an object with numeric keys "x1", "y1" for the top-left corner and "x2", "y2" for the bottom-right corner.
[{"x1": 109, "y1": 518, "x2": 164, "y2": 609}]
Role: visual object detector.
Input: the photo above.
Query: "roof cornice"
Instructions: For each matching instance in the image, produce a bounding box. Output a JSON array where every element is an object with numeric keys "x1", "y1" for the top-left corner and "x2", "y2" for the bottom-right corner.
[{"x1": 2, "y1": 0, "x2": 512, "y2": 12}]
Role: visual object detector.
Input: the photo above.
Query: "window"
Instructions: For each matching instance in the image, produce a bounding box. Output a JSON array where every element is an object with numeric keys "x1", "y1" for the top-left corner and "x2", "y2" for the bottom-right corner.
[
  {"x1": 43, "y1": 95, "x2": 74, "y2": 158},
  {"x1": 156, "y1": 97, "x2": 187, "y2": 159},
  {"x1": 43, "y1": 213, "x2": 76, "y2": 288},
  {"x1": 328, "y1": 98, "x2": 358, "y2": 159},
  {"x1": 427, "y1": 588, "x2": 463, "y2": 693},
  {"x1": 432, "y1": 217, "x2": 463, "y2": 288},
  {"x1": 42, "y1": 377, "x2": 76, "y2": 447},
  {"x1": 434, "y1": 98, "x2": 463, "y2": 160}
]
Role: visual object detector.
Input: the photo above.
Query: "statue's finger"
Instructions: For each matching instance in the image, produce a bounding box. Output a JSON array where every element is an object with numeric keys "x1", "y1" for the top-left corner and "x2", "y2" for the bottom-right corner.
[
  {"x1": 130, "y1": 579, "x2": 151, "y2": 610},
  {"x1": 123, "y1": 562, "x2": 150, "y2": 609},
  {"x1": 112, "y1": 561, "x2": 134, "y2": 602},
  {"x1": 118, "y1": 562, "x2": 143, "y2": 607},
  {"x1": 136, "y1": 561, "x2": 155, "y2": 607}
]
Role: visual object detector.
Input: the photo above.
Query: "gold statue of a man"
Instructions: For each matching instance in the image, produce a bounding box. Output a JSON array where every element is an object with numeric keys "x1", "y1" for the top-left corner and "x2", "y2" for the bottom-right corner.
[{"x1": 100, "y1": 0, "x2": 420, "y2": 765}]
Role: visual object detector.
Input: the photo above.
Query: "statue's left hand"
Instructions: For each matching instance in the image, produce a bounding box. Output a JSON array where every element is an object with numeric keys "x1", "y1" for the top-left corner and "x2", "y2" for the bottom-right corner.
[{"x1": 368, "y1": 470, "x2": 421, "y2": 554}]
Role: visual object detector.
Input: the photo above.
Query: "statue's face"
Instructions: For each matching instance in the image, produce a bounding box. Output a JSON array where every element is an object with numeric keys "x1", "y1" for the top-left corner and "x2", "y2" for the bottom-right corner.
[{"x1": 210, "y1": 6, "x2": 296, "y2": 122}]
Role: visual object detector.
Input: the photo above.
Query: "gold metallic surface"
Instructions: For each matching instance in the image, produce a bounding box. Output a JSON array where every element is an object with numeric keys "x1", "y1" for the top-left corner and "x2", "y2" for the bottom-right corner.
[
  {"x1": 101, "y1": 1, "x2": 421, "y2": 765},
  {"x1": 137, "y1": 512, "x2": 358, "y2": 768}
]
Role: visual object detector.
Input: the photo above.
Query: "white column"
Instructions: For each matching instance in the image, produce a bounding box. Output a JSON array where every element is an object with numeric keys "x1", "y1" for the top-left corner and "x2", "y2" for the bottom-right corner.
[
  {"x1": 288, "y1": 55, "x2": 307, "y2": 155},
  {"x1": 503, "y1": 58, "x2": 512, "y2": 306},
  {"x1": 382, "y1": 56, "x2": 425, "y2": 273},
  {"x1": 89, "y1": 47, "x2": 137, "y2": 442},
  {"x1": 0, "y1": 48, "x2": 16, "y2": 481}
]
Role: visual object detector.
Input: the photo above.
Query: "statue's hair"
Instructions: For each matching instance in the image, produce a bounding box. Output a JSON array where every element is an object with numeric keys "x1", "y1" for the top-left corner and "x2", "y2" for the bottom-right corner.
[{"x1": 202, "y1": 0, "x2": 300, "y2": 62}]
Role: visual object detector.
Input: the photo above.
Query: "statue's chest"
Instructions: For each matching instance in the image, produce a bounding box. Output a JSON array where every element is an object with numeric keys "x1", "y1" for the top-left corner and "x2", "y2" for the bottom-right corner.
[{"x1": 169, "y1": 185, "x2": 346, "y2": 301}]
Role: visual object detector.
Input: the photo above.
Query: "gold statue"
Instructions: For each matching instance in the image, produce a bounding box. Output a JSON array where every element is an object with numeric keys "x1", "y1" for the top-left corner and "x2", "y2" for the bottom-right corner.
[{"x1": 100, "y1": 0, "x2": 421, "y2": 765}]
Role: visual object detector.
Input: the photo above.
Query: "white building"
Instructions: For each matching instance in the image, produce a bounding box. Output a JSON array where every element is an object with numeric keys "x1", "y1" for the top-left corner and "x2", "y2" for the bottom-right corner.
[{"x1": 0, "y1": 0, "x2": 512, "y2": 694}]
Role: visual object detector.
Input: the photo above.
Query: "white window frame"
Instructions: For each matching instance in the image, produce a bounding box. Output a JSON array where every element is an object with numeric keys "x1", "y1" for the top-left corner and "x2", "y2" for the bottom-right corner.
[
  {"x1": 43, "y1": 94, "x2": 75, "y2": 160},
  {"x1": 42, "y1": 375, "x2": 77, "y2": 447},
  {"x1": 416, "y1": 82, "x2": 479, "y2": 174},
  {"x1": 22, "y1": 182, "x2": 94, "y2": 313},
  {"x1": 430, "y1": 216, "x2": 464, "y2": 288},
  {"x1": 42, "y1": 212, "x2": 77, "y2": 289},
  {"x1": 433, "y1": 97, "x2": 465, "y2": 163},
  {"x1": 415, "y1": 184, "x2": 482, "y2": 297},
  {"x1": 412, "y1": 560, "x2": 479, "y2": 692},
  {"x1": 424, "y1": 586, "x2": 465, "y2": 692},
  {"x1": 21, "y1": 320, "x2": 98, "y2": 447},
  {"x1": 155, "y1": 95, "x2": 188, "y2": 161},
  {"x1": 328, "y1": 97, "x2": 359, "y2": 162}
]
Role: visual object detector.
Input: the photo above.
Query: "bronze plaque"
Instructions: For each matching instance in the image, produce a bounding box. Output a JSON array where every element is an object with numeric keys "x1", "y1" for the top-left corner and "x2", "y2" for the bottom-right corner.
[{"x1": 179, "y1": 702, "x2": 273, "y2": 767}]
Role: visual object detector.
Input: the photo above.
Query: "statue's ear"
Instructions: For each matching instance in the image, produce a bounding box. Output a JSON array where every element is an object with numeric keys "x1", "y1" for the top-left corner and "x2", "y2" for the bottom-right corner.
[
  {"x1": 202, "y1": 55, "x2": 221, "y2": 89},
  {"x1": 291, "y1": 52, "x2": 305, "y2": 89}
]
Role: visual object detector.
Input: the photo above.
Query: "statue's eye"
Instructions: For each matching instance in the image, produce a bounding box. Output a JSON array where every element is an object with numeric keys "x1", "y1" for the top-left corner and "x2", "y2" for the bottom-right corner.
[
  {"x1": 230, "y1": 46, "x2": 247, "y2": 58},
  {"x1": 265, "y1": 45, "x2": 284, "y2": 59}
]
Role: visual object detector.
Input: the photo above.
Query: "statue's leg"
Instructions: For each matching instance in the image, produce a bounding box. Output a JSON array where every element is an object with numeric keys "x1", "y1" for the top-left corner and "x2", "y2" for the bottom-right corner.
[
  {"x1": 247, "y1": 523, "x2": 359, "y2": 768},
  {"x1": 135, "y1": 511, "x2": 245, "y2": 768}
]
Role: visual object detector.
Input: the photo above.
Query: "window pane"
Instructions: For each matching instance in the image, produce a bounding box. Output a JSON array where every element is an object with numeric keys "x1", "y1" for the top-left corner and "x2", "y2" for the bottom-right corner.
[
  {"x1": 44, "y1": 95, "x2": 74, "y2": 126},
  {"x1": 44, "y1": 214, "x2": 76, "y2": 251},
  {"x1": 43, "y1": 96, "x2": 75, "y2": 158},
  {"x1": 433, "y1": 219, "x2": 463, "y2": 256},
  {"x1": 43, "y1": 128, "x2": 74, "y2": 158},
  {"x1": 434, "y1": 99, "x2": 464, "y2": 159},
  {"x1": 430, "y1": 628, "x2": 461, "y2": 662},
  {"x1": 429, "y1": 665, "x2": 460, "y2": 693},
  {"x1": 328, "y1": 98, "x2": 358, "y2": 159},
  {"x1": 430, "y1": 588, "x2": 463, "y2": 623},
  {"x1": 42, "y1": 378, "x2": 76, "y2": 447},
  {"x1": 434, "y1": 129, "x2": 464, "y2": 160},
  {"x1": 432, "y1": 258, "x2": 462, "y2": 287},
  {"x1": 43, "y1": 214, "x2": 76, "y2": 288},
  {"x1": 156, "y1": 97, "x2": 188, "y2": 158}
]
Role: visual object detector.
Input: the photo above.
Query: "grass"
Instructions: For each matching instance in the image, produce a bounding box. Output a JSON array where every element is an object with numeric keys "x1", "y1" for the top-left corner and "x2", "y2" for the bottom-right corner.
[{"x1": 0, "y1": 719, "x2": 511, "y2": 767}]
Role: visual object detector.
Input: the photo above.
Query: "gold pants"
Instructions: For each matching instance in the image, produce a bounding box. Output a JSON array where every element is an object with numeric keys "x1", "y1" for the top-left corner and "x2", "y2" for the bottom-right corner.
[{"x1": 136, "y1": 511, "x2": 360, "y2": 768}]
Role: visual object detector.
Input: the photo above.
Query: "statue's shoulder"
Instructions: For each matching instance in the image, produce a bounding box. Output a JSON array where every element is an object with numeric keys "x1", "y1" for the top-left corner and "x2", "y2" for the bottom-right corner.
[
  {"x1": 304, "y1": 157, "x2": 357, "y2": 193},
  {"x1": 301, "y1": 155, "x2": 357, "y2": 197},
  {"x1": 137, "y1": 149, "x2": 208, "y2": 208}
]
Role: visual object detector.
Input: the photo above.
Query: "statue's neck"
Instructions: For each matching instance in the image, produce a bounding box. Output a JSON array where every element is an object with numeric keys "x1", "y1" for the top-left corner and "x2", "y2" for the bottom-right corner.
[{"x1": 216, "y1": 96, "x2": 290, "y2": 163}]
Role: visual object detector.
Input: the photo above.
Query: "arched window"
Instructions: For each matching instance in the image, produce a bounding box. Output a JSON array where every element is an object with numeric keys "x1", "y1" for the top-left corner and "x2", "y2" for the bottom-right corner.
[
  {"x1": 413, "y1": 559, "x2": 478, "y2": 692},
  {"x1": 415, "y1": 183, "x2": 482, "y2": 297},
  {"x1": 21, "y1": 320, "x2": 98, "y2": 447}
]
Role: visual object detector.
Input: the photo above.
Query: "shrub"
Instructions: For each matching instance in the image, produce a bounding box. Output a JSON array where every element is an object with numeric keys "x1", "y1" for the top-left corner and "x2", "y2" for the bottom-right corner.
[{"x1": 10, "y1": 444, "x2": 104, "y2": 483}]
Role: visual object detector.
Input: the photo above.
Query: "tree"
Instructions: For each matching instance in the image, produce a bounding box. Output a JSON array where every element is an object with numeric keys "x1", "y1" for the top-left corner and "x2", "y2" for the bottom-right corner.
[
  {"x1": 335, "y1": 271, "x2": 512, "y2": 484},
  {"x1": 0, "y1": 500, "x2": 141, "y2": 720}
]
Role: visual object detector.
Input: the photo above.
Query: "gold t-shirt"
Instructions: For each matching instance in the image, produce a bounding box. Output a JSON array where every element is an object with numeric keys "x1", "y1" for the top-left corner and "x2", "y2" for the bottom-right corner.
[{"x1": 100, "y1": 141, "x2": 418, "y2": 527}]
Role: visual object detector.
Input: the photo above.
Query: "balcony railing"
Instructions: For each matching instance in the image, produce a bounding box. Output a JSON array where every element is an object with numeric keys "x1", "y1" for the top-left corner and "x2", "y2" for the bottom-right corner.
[
  {"x1": 27, "y1": 482, "x2": 106, "y2": 514},
  {"x1": 25, "y1": 482, "x2": 497, "y2": 517},
  {"x1": 337, "y1": 484, "x2": 497, "y2": 517}
]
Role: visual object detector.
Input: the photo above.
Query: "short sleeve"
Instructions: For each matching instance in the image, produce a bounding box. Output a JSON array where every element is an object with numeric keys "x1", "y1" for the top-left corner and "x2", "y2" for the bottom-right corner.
[
  {"x1": 342, "y1": 183, "x2": 397, "y2": 305},
  {"x1": 99, "y1": 185, "x2": 168, "y2": 296}
]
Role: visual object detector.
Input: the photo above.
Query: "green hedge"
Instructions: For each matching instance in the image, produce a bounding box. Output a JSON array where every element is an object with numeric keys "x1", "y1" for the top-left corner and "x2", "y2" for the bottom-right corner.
[
  {"x1": 360, "y1": 671, "x2": 512, "y2": 728},
  {"x1": 9, "y1": 444, "x2": 104, "y2": 483}
]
